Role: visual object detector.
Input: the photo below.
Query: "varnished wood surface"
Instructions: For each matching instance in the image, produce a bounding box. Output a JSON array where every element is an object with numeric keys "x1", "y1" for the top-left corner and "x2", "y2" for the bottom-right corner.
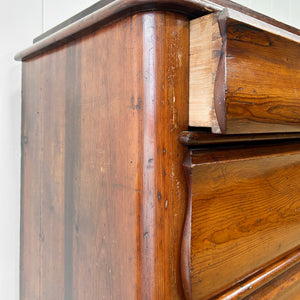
[
  {"x1": 181, "y1": 154, "x2": 193, "y2": 300},
  {"x1": 214, "y1": 247, "x2": 300, "y2": 299},
  {"x1": 21, "y1": 48, "x2": 67, "y2": 299},
  {"x1": 189, "y1": 10, "x2": 300, "y2": 134},
  {"x1": 182, "y1": 142, "x2": 300, "y2": 299},
  {"x1": 15, "y1": 0, "x2": 300, "y2": 61},
  {"x1": 245, "y1": 259, "x2": 300, "y2": 300},
  {"x1": 178, "y1": 131, "x2": 300, "y2": 146},
  {"x1": 223, "y1": 11, "x2": 300, "y2": 134},
  {"x1": 21, "y1": 11, "x2": 189, "y2": 299},
  {"x1": 19, "y1": 2, "x2": 300, "y2": 299}
]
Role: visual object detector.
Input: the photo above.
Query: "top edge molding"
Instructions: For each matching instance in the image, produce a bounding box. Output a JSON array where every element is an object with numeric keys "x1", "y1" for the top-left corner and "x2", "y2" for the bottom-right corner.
[{"x1": 15, "y1": 0, "x2": 300, "y2": 61}]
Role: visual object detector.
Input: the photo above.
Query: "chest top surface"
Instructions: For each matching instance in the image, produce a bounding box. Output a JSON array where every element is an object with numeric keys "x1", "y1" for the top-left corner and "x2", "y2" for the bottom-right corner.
[{"x1": 15, "y1": 0, "x2": 299, "y2": 62}]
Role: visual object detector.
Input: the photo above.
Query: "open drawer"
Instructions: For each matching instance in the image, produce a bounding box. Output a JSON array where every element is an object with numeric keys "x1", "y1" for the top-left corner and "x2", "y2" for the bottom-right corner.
[
  {"x1": 189, "y1": 9, "x2": 300, "y2": 134},
  {"x1": 181, "y1": 141, "x2": 300, "y2": 299}
]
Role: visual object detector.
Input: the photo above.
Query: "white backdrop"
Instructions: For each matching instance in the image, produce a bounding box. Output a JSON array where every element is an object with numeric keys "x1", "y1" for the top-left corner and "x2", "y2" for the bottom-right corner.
[{"x1": 0, "y1": 0, "x2": 299, "y2": 299}]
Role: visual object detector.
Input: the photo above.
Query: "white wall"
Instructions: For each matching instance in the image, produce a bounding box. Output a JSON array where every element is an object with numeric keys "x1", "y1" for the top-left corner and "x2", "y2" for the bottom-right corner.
[
  {"x1": 0, "y1": 1, "x2": 42, "y2": 299},
  {"x1": 235, "y1": 0, "x2": 300, "y2": 28},
  {"x1": 0, "y1": 0, "x2": 299, "y2": 299},
  {"x1": 43, "y1": 0, "x2": 96, "y2": 31}
]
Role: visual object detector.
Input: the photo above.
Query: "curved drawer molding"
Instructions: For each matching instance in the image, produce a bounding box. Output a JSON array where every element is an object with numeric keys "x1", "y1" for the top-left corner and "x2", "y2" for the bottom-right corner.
[
  {"x1": 189, "y1": 9, "x2": 300, "y2": 134},
  {"x1": 181, "y1": 142, "x2": 300, "y2": 299},
  {"x1": 215, "y1": 248, "x2": 300, "y2": 299}
]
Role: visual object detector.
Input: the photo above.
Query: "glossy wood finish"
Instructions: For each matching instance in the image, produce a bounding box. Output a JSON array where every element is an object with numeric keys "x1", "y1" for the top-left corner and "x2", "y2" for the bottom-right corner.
[
  {"x1": 19, "y1": 2, "x2": 300, "y2": 299},
  {"x1": 182, "y1": 142, "x2": 300, "y2": 299},
  {"x1": 214, "y1": 247, "x2": 300, "y2": 299},
  {"x1": 15, "y1": 0, "x2": 300, "y2": 61},
  {"x1": 178, "y1": 131, "x2": 300, "y2": 146},
  {"x1": 245, "y1": 259, "x2": 300, "y2": 300},
  {"x1": 21, "y1": 11, "x2": 189, "y2": 300},
  {"x1": 189, "y1": 9, "x2": 300, "y2": 134},
  {"x1": 223, "y1": 10, "x2": 300, "y2": 134}
]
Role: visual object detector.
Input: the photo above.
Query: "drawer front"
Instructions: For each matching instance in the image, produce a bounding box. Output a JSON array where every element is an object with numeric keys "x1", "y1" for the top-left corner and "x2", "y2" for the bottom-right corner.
[
  {"x1": 189, "y1": 10, "x2": 300, "y2": 134},
  {"x1": 181, "y1": 142, "x2": 300, "y2": 299},
  {"x1": 244, "y1": 260, "x2": 300, "y2": 300}
]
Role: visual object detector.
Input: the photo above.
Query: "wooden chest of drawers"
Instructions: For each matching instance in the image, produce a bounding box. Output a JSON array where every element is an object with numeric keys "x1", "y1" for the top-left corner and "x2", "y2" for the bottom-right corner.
[{"x1": 16, "y1": 1, "x2": 300, "y2": 299}]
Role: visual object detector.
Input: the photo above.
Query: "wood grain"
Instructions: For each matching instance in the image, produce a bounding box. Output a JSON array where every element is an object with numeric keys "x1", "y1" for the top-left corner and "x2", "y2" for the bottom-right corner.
[
  {"x1": 21, "y1": 11, "x2": 189, "y2": 300},
  {"x1": 214, "y1": 247, "x2": 300, "y2": 299},
  {"x1": 245, "y1": 258, "x2": 300, "y2": 300},
  {"x1": 224, "y1": 11, "x2": 300, "y2": 134},
  {"x1": 41, "y1": 48, "x2": 66, "y2": 300},
  {"x1": 19, "y1": 2, "x2": 300, "y2": 299},
  {"x1": 189, "y1": 10, "x2": 300, "y2": 134},
  {"x1": 64, "y1": 41, "x2": 81, "y2": 300},
  {"x1": 21, "y1": 48, "x2": 67, "y2": 299},
  {"x1": 189, "y1": 13, "x2": 221, "y2": 132},
  {"x1": 182, "y1": 142, "x2": 300, "y2": 299},
  {"x1": 21, "y1": 56, "x2": 42, "y2": 300}
]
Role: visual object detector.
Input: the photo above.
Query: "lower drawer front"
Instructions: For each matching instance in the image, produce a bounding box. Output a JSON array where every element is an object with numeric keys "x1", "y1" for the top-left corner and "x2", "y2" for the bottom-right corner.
[
  {"x1": 245, "y1": 260, "x2": 300, "y2": 300},
  {"x1": 183, "y1": 142, "x2": 300, "y2": 300}
]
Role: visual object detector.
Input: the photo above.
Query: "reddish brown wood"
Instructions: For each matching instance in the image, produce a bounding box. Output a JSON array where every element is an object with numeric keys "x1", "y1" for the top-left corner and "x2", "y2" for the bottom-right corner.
[
  {"x1": 15, "y1": 0, "x2": 299, "y2": 62},
  {"x1": 245, "y1": 259, "x2": 300, "y2": 300},
  {"x1": 181, "y1": 154, "x2": 193, "y2": 300},
  {"x1": 182, "y1": 142, "x2": 300, "y2": 299},
  {"x1": 214, "y1": 248, "x2": 300, "y2": 299},
  {"x1": 178, "y1": 131, "x2": 300, "y2": 146},
  {"x1": 21, "y1": 57, "x2": 42, "y2": 300},
  {"x1": 21, "y1": 48, "x2": 67, "y2": 299},
  {"x1": 216, "y1": 10, "x2": 300, "y2": 134},
  {"x1": 19, "y1": 3, "x2": 300, "y2": 300},
  {"x1": 189, "y1": 10, "x2": 300, "y2": 134},
  {"x1": 20, "y1": 11, "x2": 189, "y2": 300}
]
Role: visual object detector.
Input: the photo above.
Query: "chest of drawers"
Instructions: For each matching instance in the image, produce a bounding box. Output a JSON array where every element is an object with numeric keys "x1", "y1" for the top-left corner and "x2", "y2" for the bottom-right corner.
[{"x1": 16, "y1": 1, "x2": 300, "y2": 299}]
